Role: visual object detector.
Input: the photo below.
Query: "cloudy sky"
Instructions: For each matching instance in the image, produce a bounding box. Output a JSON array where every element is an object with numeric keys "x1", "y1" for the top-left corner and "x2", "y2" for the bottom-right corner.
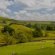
[{"x1": 0, "y1": 0, "x2": 55, "y2": 21}]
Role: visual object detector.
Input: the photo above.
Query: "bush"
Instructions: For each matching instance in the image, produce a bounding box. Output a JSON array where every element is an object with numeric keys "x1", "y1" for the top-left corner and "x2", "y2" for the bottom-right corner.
[
  {"x1": 33, "y1": 24, "x2": 46, "y2": 37},
  {"x1": 25, "y1": 23, "x2": 32, "y2": 28},
  {"x1": 1, "y1": 25, "x2": 14, "y2": 36},
  {"x1": 1, "y1": 35, "x2": 17, "y2": 45},
  {"x1": 17, "y1": 32, "x2": 28, "y2": 43}
]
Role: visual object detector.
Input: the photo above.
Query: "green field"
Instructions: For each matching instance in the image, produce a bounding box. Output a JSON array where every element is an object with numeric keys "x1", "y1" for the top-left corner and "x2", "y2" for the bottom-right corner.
[
  {"x1": 0, "y1": 17, "x2": 55, "y2": 55},
  {"x1": 0, "y1": 40, "x2": 55, "y2": 55}
]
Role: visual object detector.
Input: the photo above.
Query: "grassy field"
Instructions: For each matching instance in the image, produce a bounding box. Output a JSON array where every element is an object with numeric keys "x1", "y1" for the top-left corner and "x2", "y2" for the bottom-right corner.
[
  {"x1": 0, "y1": 17, "x2": 55, "y2": 55},
  {"x1": 0, "y1": 40, "x2": 55, "y2": 55}
]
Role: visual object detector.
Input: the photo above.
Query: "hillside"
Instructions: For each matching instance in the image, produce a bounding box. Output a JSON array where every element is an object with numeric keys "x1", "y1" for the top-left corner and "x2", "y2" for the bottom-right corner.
[{"x1": 0, "y1": 17, "x2": 55, "y2": 55}]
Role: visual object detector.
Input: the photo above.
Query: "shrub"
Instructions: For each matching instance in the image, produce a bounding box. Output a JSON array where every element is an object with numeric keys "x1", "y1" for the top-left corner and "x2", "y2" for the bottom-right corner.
[
  {"x1": 25, "y1": 23, "x2": 32, "y2": 28},
  {"x1": 1, "y1": 25, "x2": 14, "y2": 36},
  {"x1": 1, "y1": 35, "x2": 17, "y2": 45},
  {"x1": 17, "y1": 32, "x2": 28, "y2": 43},
  {"x1": 33, "y1": 24, "x2": 46, "y2": 37}
]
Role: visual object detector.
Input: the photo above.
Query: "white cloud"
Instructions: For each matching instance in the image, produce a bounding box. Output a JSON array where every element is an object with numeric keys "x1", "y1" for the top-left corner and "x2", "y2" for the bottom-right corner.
[
  {"x1": 0, "y1": 10, "x2": 9, "y2": 17},
  {"x1": 0, "y1": 0, "x2": 55, "y2": 21},
  {"x1": 14, "y1": 0, "x2": 36, "y2": 7},
  {"x1": 14, "y1": 0, "x2": 55, "y2": 8},
  {"x1": 0, "y1": 0, "x2": 14, "y2": 18},
  {"x1": 0, "y1": 0, "x2": 13, "y2": 9}
]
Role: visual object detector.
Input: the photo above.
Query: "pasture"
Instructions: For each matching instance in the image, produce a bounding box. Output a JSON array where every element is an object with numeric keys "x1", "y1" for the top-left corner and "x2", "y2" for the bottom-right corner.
[
  {"x1": 0, "y1": 17, "x2": 55, "y2": 55},
  {"x1": 0, "y1": 40, "x2": 55, "y2": 55}
]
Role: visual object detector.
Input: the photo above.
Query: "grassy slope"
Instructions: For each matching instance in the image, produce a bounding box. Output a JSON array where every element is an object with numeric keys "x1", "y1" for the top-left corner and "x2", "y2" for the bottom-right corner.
[
  {"x1": 0, "y1": 17, "x2": 55, "y2": 55},
  {"x1": 0, "y1": 40, "x2": 55, "y2": 55}
]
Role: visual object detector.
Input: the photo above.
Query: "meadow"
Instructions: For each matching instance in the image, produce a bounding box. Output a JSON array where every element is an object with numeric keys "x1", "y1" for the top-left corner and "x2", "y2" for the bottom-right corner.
[
  {"x1": 0, "y1": 17, "x2": 55, "y2": 55},
  {"x1": 0, "y1": 40, "x2": 55, "y2": 55}
]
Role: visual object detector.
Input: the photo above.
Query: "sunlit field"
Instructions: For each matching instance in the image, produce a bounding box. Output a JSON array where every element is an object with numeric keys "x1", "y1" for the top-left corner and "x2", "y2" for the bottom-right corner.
[
  {"x1": 0, "y1": 17, "x2": 55, "y2": 55},
  {"x1": 0, "y1": 40, "x2": 55, "y2": 55}
]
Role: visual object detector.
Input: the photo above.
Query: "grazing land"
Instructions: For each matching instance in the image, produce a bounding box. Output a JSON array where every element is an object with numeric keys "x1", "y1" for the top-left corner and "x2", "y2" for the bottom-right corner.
[
  {"x1": 0, "y1": 40, "x2": 55, "y2": 55},
  {"x1": 0, "y1": 17, "x2": 55, "y2": 55}
]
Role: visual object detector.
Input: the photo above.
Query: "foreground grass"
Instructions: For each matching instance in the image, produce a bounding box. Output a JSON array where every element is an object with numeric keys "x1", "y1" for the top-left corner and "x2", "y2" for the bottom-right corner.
[{"x1": 0, "y1": 40, "x2": 55, "y2": 55}]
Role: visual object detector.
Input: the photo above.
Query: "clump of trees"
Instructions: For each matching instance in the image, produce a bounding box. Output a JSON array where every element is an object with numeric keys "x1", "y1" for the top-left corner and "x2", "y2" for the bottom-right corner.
[
  {"x1": 17, "y1": 32, "x2": 28, "y2": 43},
  {"x1": 46, "y1": 24, "x2": 55, "y2": 31},
  {"x1": 33, "y1": 24, "x2": 46, "y2": 37},
  {"x1": 25, "y1": 23, "x2": 32, "y2": 28},
  {"x1": 1, "y1": 25, "x2": 14, "y2": 36},
  {"x1": 0, "y1": 20, "x2": 55, "y2": 46},
  {"x1": 0, "y1": 24, "x2": 33, "y2": 46}
]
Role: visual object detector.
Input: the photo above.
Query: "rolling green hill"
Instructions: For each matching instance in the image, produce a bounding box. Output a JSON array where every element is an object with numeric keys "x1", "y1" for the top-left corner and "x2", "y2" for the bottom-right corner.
[{"x1": 0, "y1": 17, "x2": 55, "y2": 55}]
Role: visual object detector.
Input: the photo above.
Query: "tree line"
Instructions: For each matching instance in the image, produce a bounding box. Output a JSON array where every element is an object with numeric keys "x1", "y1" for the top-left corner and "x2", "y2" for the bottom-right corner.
[{"x1": 0, "y1": 21, "x2": 55, "y2": 46}]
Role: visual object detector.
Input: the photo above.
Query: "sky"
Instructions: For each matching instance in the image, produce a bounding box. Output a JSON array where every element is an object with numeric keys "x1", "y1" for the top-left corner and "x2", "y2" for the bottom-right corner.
[{"x1": 0, "y1": 0, "x2": 55, "y2": 21}]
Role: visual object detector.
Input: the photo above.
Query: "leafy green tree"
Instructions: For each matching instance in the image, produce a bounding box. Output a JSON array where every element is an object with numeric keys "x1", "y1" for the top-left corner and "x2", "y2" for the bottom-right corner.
[
  {"x1": 33, "y1": 24, "x2": 46, "y2": 37},
  {"x1": 26, "y1": 23, "x2": 32, "y2": 28},
  {"x1": 1, "y1": 25, "x2": 14, "y2": 35},
  {"x1": 46, "y1": 25, "x2": 53, "y2": 31},
  {"x1": 18, "y1": 32, "x2": 28, "y2": 43}
]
